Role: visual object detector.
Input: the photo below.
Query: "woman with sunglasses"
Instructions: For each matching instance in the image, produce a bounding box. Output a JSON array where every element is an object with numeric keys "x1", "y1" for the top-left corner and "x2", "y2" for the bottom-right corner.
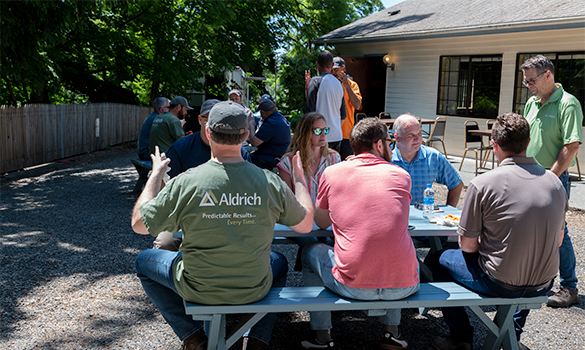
[{"x1": 277, "y1": 112, "x2": 341, "y2": 270}]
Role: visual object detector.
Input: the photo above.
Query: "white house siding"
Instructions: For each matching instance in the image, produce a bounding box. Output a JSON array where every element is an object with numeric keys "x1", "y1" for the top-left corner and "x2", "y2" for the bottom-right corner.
[{"x1": 335, "y1": 27, "x2": 585, "y2": 176}]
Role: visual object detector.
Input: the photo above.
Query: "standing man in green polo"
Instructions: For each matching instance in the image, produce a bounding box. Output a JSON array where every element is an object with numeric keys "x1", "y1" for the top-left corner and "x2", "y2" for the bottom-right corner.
[{"x1": 521, "y1": 55, "x2": 583, "y2": 307}]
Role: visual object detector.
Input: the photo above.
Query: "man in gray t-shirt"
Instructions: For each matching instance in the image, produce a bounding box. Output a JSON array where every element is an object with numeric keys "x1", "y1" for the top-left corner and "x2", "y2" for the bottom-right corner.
[{"x1": 428, "y1": 113, "x2": 567, "y2": 350}]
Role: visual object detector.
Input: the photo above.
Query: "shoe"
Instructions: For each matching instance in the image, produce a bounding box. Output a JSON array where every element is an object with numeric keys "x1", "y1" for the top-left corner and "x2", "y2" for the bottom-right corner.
[
  {"x1": 547, "y1": 288, "x2": 578, "y2": 307},
  {"x1": 379, "y1": 331, "x2": 408, "y2": 349},
  {"x1": 182, "y1": 329, "x2": 208, "y2": 350},
  {"x1": 242, "y1": 336, "x2": 267, "y2": 350},
  {"x1": 300, "y1": 336, "x2": 335, "y2": 349},
  {"x1": 431, "y1": 336, "x2": 472, "y2": 350}
]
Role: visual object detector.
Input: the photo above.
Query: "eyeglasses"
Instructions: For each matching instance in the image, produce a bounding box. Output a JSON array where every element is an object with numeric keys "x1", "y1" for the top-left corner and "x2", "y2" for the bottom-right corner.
[
  {"x1": 312, "y1": 127, "x2": 330, "y2": 136},
  {"x1": 379, "y1": 138, "x2": 396, "y2": 146},
  {"x1": 522, "y1": 71, "x2": 546, "y2": 87}
]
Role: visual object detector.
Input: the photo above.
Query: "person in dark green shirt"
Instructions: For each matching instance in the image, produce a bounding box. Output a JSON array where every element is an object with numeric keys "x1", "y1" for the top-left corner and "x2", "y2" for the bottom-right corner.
[
  {"x1": 149, "y1": 96, "x2": 190, "y2": 154},
  {"x1": 132, "y1": 101, "x2": 315, "y2": 350}
]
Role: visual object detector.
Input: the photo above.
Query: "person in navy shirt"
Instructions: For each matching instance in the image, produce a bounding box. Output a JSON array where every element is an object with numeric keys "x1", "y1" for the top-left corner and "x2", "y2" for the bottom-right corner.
[
  {"x1": 165, "y1": 99, "x2": 251, "y2": 179},
  {"x1": 249, "y1": 99, "x2": 291, "y2": 170}
]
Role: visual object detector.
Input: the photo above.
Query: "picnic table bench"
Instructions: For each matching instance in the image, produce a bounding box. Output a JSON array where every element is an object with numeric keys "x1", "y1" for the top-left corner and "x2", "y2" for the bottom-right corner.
[
  {"x1": 130, "y1": 158, "x2": 152, "y2": 193},
  {"x1": 184, "y1": 282, "x2": 547, "y2": 350}
]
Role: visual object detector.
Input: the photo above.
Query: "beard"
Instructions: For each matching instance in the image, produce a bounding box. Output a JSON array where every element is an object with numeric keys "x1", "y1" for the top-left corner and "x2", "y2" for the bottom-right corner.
[{"x1": 382, "y1": 145, "x2": 392, "y2": 162}]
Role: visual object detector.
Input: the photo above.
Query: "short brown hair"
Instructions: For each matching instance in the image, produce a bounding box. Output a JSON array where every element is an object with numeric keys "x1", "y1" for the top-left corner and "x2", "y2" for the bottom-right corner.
[
  {"x1": 209, "y1": 128, "x2": 247, "y2": 145},
  {"x1": 520, "y1": 55, "x2": 555, "y2": 75},
  {"x1": 491, "y1": 113, "x2": 530, "y2": 154},
  {"x1": 350, "y1": 118, "x2": 387, "y2": 155}
]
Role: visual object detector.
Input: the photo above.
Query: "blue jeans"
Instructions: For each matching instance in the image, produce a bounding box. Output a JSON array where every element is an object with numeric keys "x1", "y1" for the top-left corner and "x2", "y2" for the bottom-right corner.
[
  {"x1": 135, "y1": 249, "x2": 288, "y2": 345},
  {"x1": 429, "y1": 249, "x2": 552, "y2": 343},
  {"x1": 301, "y1": 242, "x2": 420, "y2": 330},
  {"x1": 558, "y1": 171, "x2": 578, "y2": 291}
]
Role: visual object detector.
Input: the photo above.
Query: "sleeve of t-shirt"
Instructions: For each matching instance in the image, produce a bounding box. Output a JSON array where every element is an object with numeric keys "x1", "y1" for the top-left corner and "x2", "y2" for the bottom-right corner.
[
  {"x1": 275, "y1": 179, "x2": 307, "y2": 227},
  {"x1": 560, "y1": 100, "x2": 584, "y2": 145},
  {"x1": 254, "y1": 121, "x2": 275, "y2": 143},
  {"x1": 168, "y1": 118, "x2": 186, "y2": 140},
  {"x1": 457, "y1": 182, "x2": 482, "y2": 238},
  {"x1": 140, "y1": 180, "x2": 182, "y2": 236},
  {"x1": 437, "y1": 153, "x2": 463, "y2": 190},
  {"x1": 305, "y1": 78, "x2": 319, "y2": 113},
  {"x1": 315, "y1": 169, "x2": 331, "y2": 210}
]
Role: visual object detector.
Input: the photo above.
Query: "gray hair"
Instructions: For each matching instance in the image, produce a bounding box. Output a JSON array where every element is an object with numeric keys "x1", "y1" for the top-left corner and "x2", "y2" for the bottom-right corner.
[
  {"x1": 153, "y1": 97, "x2": 170, "y2": 113},
  {"x1": 520, "y1": 55, "x2": 555, "y2": 75},
  {"x1": 393, "y1": 113, "x2": 418, "y2": 137}
]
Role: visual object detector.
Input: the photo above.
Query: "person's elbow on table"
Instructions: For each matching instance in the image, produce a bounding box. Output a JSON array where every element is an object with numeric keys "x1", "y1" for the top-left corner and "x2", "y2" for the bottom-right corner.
[{"x1": 289, "y1": 208, "x2": 314, "y2": 234}]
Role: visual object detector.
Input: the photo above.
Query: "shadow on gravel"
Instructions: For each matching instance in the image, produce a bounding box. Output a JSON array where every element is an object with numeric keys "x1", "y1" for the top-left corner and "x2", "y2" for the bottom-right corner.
[{"x1": 0, "y1": 150, "x2": 153, "y2": 342}]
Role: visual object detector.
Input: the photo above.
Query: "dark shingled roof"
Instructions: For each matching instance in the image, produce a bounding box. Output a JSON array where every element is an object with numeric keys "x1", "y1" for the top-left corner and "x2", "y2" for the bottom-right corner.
[{"x1": 315, "y1": 0, "x2": 585, "y2": 43}]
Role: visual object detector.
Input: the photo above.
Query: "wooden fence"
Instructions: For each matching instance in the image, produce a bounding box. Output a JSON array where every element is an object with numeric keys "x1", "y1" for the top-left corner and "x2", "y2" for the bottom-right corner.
[{"x1": 0, "y1": 103, "x2": 151, "y2": 174}]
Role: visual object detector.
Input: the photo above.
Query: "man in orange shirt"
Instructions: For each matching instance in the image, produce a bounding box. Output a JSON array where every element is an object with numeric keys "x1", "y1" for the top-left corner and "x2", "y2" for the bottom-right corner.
[{"x1": 332, "y1": 57, "x2": 362, "y2": 160}]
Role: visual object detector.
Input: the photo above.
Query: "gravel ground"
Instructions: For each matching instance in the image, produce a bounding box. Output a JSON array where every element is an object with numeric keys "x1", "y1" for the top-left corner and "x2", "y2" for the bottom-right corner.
[{"x1": 1, "y1": 143, "x2": 583, "y2": 350}]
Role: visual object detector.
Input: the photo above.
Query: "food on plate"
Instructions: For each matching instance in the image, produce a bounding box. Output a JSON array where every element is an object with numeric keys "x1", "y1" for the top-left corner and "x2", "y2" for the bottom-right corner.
[{"x1": 442, "y1": 214, "x2": 461, "y2": 226}]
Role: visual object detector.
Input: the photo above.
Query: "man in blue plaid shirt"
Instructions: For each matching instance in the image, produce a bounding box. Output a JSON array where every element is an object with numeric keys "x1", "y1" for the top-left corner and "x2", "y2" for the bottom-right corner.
[{"x1": 391, "y1": 114, "x2": 463, "y2": 207}]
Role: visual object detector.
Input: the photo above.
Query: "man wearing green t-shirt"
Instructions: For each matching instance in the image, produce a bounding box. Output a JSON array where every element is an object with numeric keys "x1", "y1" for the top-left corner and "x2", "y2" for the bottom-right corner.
[
  {"x1": 132, "y1": 101, "x2": 314, "y2": 350},
  {"x1": 149, "y1": 96, "x2": 190, "y2": 155},
  {"x1": 521, "y1": 55, "x2": 583, "y2": 308}
]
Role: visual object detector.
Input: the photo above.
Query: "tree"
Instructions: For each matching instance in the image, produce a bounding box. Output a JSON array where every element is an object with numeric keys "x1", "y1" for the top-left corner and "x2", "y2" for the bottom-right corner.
[{"x1": 0, "y1": 0, "x2": 383, "y2": 107}]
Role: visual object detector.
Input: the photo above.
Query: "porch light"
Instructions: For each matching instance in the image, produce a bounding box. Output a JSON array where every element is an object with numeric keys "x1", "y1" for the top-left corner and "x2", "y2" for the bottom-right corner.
[{"x1": 383, "y1": 54, "x2": 395, "y2": 70}]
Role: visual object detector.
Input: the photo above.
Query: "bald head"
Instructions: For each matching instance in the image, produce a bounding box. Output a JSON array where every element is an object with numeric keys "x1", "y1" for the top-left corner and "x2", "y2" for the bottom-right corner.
[
  {"x1": 394, "y1": 114, "x2": 420, "y2": 137},
  {"x1": 394, "y1": 114, "x2": 423, "y2": 159}
]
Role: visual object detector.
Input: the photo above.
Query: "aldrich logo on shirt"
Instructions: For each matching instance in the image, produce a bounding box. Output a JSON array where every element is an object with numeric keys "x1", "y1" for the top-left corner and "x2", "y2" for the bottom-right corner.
[{"x1": 199, "y1": 190, "x2": 262, "y2": 207}]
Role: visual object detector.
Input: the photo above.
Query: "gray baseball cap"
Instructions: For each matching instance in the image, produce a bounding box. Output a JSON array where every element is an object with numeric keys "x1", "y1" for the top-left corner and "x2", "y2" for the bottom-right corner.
[
  {"x1": 171, "y1": 96, "x2": 193, "y2": 110},
  {"x1": 199, "y1": 99, "x2": 221, "y2": 116},
  {"x1": 258, "y1": 99, "x2": 275, "y2": 112},
  {"x1": 333, "y1": 57, "x2": 345, "y2": 68},
  {"x1": 208, "y1": 101, "x2": 247, "y2": 135}
]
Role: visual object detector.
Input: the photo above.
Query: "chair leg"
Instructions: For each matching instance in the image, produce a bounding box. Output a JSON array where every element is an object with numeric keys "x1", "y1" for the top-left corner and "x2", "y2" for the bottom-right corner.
[
  {"x1": 440, "y1": 141, "x2": 447, "y2": 158},
  {"x1": 459, "y1": 150, "x2": 469, "y2": 171},
  {"x1": 474, "y1": 151, "x2": 479, "y2": 176},
  {"x1": 576, "y1": 156, "x2": 582, "y2": 181}
]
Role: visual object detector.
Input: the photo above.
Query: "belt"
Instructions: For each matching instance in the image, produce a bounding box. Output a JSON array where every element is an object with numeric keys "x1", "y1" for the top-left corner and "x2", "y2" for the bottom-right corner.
[{"x1": 486, "y1": 274, "x2": 551, "y2": 293}]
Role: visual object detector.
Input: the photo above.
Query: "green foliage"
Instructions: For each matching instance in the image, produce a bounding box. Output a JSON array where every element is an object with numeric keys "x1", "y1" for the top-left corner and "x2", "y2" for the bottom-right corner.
[
  {"x1": 1, "y1": 0, "x2": 383, "y2": 106},
  {"x1": 288, "y1": 109, "x2": 303, "y2": 132}
]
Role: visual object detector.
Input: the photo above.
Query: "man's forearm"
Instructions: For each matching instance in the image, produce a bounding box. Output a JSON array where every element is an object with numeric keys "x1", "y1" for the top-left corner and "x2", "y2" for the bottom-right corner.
[
  {"x1": 131, "y1": 164, "x2": 166, "y2": 234},
  {"x1": 447, "y1": 182, "x2": 464, "y2": 207},
  {"x1": 550, "y1": 142, "x2": 580, "y2": 176},
  {"x1": 343, "y1": 81, "x2": 361, "y2": 110}
]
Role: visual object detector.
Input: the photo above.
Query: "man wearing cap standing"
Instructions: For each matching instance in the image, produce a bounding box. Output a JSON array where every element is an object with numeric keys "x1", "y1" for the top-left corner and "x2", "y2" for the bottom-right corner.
[
  {"x1": 249, "y1": 99, "x2": 291, "y2": 170},
  {"x1": 149, "y1": 96, "x2": 191, "y2": 154},
  {"x1": 331, "y1": 57, "x2": 362, "y2": 160},
  {"x1": 305, "y1": 51, "x2": 347, "y2": 153},
  {"x1": 138, "y1": 97, "x2": 170, "y2": 160},
  {"x1": 132, "y1": 101, "x2": 315, "y2": 350}
]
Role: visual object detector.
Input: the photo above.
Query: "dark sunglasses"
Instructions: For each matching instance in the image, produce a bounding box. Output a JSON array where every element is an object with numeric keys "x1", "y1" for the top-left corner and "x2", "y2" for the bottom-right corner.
[{"x1": 312, "y1": 127, "x2": 330, "y2": 136}]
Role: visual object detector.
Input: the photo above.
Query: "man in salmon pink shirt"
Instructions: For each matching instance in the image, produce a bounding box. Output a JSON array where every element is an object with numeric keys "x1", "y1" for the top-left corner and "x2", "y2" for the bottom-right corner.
[{"x1": 300, "y1": 117, "x2": 420, "y2": 350}]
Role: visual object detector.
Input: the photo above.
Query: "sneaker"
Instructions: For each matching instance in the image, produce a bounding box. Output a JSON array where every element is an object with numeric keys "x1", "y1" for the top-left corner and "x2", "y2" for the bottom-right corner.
[
  {"x1": 182, "y1": 329, "x2": 208, "y2": 350},
  {"x1": 547, "y1": 288, "x2": 579, "y2": 308},
  {"x1": 379, "y1": 331, "x2": 408, "y2": 349},
  {"x1": 431, "y1": 336, "x2": 472, "y2": 350},
  {"x1": 300, "y1": 337, "x2": 335, "y2": 349}
]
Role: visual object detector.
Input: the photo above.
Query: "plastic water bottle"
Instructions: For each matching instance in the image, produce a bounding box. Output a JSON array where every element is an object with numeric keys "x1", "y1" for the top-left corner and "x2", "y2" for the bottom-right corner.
[{"x1": 423, "y1": 184, "x2": 435, "y2": 219}]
